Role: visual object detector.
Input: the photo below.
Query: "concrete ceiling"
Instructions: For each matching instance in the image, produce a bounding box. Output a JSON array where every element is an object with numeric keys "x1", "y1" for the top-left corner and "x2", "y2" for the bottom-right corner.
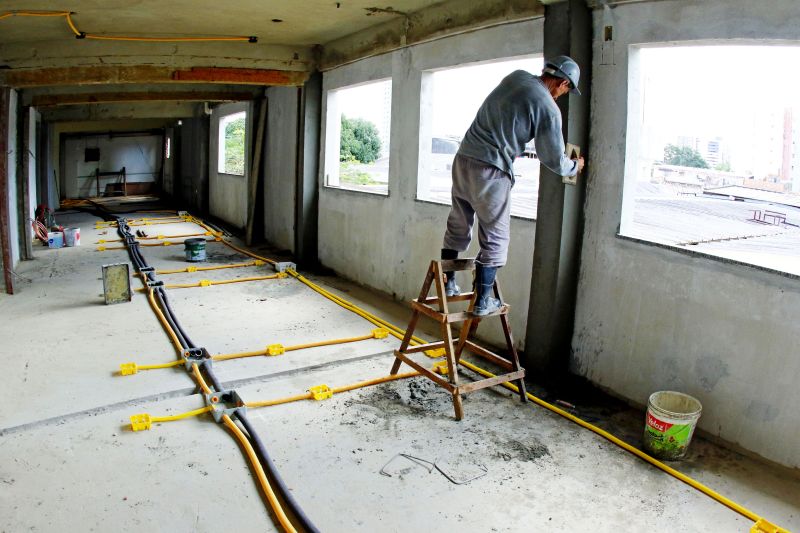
[
  {"x1": 0, "y1": 0, "x2": 548, "y2": 120},
  {"x1": 0, "y1": 1, "x2": 441, "y2": 45},
  {"x1": 0, "y1": 0, "x2": 547, "y2": 75}
]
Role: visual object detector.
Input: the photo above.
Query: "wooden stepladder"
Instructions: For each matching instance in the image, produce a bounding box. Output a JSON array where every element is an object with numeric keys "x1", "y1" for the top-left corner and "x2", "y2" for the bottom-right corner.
[{"x1": 390, "y1": 258, "x2": 527, "y2": 420}]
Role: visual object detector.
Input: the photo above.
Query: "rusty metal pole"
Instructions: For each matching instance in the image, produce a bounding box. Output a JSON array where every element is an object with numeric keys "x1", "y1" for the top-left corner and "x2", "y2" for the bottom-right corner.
[{"x1": 0, "y1": 87, "x2": 15, "y2": 294}]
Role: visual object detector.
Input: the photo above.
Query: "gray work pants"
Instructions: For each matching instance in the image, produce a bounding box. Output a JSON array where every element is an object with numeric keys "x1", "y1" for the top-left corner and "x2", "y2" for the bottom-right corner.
[{"x1": 442, "y1": 154, "x2": 512, "y2": 267}]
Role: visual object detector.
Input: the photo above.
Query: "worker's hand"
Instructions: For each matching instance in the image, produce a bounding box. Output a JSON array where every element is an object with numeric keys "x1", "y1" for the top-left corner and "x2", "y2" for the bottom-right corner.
[{"x1": 573, "y1": 156, "x2": 585, "y2": 173}]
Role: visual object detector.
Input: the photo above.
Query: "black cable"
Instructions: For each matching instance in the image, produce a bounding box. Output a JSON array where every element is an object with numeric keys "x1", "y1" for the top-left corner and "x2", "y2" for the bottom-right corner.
[
  {"x1": 157, "y1": 288, "x2": 197, "y2": 348},
  {"x1": 236, "y1": 410, "x2": 321, "y2": 533},
  {"x1": 115, "y1": 211, "x2": 319, "y2": 532}
]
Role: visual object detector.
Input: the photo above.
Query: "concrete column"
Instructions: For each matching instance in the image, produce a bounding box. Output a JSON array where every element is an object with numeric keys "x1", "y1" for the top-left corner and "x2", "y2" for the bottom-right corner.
[
  {"x1": 19, "y1": 105, "x2": 33, "y2": 260},
  {"x1": 0, "y1": 87, "x2": 13, "y2": 293},
  {"x1": 524, "y1": 0, "x2": 592, "y2": 375},
  {"x1": 294, "y1": 72, "x2": 321, "y2": 266}
]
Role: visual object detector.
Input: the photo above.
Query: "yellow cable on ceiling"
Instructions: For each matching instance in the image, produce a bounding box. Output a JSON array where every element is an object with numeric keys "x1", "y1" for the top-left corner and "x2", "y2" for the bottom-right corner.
[{"x1": 0, "y1": 10, "x2": 257, "y2": 43}]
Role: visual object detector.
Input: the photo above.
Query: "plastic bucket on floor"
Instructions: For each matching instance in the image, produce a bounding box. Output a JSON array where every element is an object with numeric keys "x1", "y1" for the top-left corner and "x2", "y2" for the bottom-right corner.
[
  {"x1": 643, "y1": 391, "x2": 702, "y2": 460},
  {"x1": 64, "y1": 227, "x2": 80, "y2": 247},
  {"x1": 184, "y1": 238, "x2": 206, "y2": 262},
  {"x1": 47, "y1": 232, "x2": 64, "y2": 248}
]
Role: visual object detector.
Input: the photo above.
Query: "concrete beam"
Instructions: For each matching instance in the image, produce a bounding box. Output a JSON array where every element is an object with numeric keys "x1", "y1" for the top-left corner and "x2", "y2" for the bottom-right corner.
[
  {"x1": 30, "y1": 90, "x2": 257, "y2": 107},
  {"x1": 524, "y1": 0, "x2": 592, "y2": 375},
  {"x1": 319, "y1": 0, "x2": 545, "y2": 70},
  {"x1": 0, "y1": 40, "x2": 313, "y2": 72},
  {"x1": 1, "y1": 66, "x2": 310, "y2": 89},
  {"x1": 40, "y1": 102, "x2": 200, "y2": 122}
]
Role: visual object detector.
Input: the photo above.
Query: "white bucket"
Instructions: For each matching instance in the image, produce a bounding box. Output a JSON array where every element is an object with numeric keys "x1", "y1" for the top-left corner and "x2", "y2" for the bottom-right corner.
[
  {"x1": 64, "y1": 227, "x2": 80, "y2": 247},
  {"x1": 47, "y1": 232, "x2": 64, "y2": 248},
  {"x1": 643, "y1": 391, "x2": 702, "y2": 460}
]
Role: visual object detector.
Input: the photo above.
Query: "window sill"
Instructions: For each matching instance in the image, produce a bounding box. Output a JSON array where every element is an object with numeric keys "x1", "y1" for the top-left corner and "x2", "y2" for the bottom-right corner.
[
  {"x1": 615, "y1": 233, "x2": 800, "y2": 282},
  {"x1": 323, "y1": 184, "x2": 389, "y2": 197},
  {"x1": 414, "y1": 196, "x2": 537, "y2": 222}
]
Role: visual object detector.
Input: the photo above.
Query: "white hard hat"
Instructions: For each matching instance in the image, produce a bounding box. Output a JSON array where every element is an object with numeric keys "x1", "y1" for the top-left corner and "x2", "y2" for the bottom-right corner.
[{"x1": 543, "y1": 55, "x2": 581, "y2": 95}]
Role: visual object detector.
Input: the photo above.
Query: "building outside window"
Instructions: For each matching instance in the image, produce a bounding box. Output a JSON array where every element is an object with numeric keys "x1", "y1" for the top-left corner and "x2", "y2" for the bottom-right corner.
[
  {"x1": 623, "y1": 45, "x2": 800, "y2": 275},
  {"x1": 417, "y1": 56, "x2": 544, "y2": 218}
]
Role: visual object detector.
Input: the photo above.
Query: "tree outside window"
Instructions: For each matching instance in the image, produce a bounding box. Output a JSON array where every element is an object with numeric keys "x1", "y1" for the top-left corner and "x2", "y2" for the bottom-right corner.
[{"x1": 219, "y1": 111, "x2": 246, "y2": 176}]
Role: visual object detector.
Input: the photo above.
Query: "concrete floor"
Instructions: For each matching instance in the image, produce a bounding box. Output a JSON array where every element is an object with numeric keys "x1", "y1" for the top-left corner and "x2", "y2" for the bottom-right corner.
[{"x1": 1, "y1": 211, "x2": 798, "y2": 532}]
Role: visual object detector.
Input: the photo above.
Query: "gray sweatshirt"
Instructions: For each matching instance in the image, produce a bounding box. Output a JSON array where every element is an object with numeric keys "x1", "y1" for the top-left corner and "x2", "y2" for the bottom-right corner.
[{"x1": 458, "y1": 70, "x2": 577, "y2": 180}]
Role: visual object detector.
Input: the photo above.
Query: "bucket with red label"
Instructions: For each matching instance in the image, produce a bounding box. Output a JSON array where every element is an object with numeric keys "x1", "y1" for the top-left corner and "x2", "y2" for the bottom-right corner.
[{"x1": 643, "y1": 391, "x2": 702, "y2": 460}]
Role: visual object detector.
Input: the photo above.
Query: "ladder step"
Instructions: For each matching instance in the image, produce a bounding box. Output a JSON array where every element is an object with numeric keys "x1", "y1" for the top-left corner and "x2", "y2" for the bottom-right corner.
[
  {"x1": 411, "y1": 301, "x2": 509, "y2": 323},
  {"x1": 440, "y1": 258, "x2": 475, "y2": 272},
  {"x1": 446, "y1": 305, "x2": 509, "y2": 323},
  {"x1": 417, "y1": 292, "x2": 475, "y2": 304},
  {"x1": 458, "y1": 370, "x2": 525, "y2": 394}
]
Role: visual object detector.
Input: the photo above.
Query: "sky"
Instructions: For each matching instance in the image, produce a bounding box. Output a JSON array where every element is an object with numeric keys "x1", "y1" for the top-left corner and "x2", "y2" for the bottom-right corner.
[
  {"x1": 431, "y1": 56, "x2": 545, "y2": 138},
  {"x1": 639, "y1": 45, "x2": 800, "y2": 176}
]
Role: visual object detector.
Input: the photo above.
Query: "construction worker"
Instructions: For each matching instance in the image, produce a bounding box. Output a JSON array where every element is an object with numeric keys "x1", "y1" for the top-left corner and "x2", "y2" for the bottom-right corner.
[{"x1": 441, "y1": 55, "x2": 585, "y2": 316}]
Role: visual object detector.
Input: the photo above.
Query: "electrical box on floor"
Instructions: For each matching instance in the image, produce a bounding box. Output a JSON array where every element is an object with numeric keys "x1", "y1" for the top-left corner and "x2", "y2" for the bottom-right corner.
[{"x1": 102, "y1": 263, "x2": 132, "y2": 304}]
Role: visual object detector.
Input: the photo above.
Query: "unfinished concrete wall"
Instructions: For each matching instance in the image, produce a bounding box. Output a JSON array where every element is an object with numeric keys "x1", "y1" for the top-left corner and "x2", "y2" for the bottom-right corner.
[
  {"x1": 318, "y1": 20, "x2": 544, "y2": 347},
  {"x1": 51, "y1": 119, "x2": 174, "y2": 204},
  {"x1": 209, "y1": 101, "x2": 251, "y2": 229},
  {"x1": 7, "y1": 90, "x2": 20, "y2": 268},
  {"x1": 62, "y1": 134, "x2": 162, "y2": 198},
  {"x1": 263, "y1": 87, "x2": 299, "y2": 252},
  {"x1": 178, "y1": 116, "x2": 210, "y2": 214},
  {"x1": 574, "y1": 0, "x2": 800, "y2": 468}
]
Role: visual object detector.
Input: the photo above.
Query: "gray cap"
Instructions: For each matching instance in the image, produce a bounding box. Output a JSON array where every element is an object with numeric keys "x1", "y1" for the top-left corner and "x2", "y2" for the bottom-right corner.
[{"x1": 543, "y1": 55, "x2": 581, "y2": 95}]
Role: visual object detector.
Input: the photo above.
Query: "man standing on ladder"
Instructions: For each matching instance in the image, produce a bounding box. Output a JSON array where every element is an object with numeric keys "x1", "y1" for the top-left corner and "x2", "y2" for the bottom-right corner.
[{"x1": 441, "y1": 56, "x2": 585, "y2": 316}]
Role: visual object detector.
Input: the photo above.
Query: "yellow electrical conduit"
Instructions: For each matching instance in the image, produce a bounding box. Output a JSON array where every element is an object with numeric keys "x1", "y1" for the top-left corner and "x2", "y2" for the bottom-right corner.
[
  {"x1": 456, "y1": 360, "x2": 787, "y2": 533},
  {"x1": 140, "y1": 274, "x2": 296, "y2": 532},
  {"x1": 0, "y1": 10, "x2": 256, "y2": 43},
  {"x1": 129, "y1": 371, "x2": 419, "y2": 425},
  {"x1": 179, "y1": 215, "x2": 278, "y2": 267},
  {"x1": 192, "y1": 361, "x2": 296, "y2": 533},
  {"x1": 146, "y1": 288, "x2": 184, "y2": 356},
  {"x1": 120, "y1": 328, "x2": 390, "y2": 374},
  {"x1": 153, "y1": 260, "x2": 267, "y2": 276},
  {"x1": 96, "y1": 215, "x2": 187, "y2": 226},
  {"x1": 133, "y1": 272, "x2": 286, "y2": 292},
  {"x1": 245, "y1": 371, "x2": 419, "y2": 408},
  {"x1": 130, "y1": 405, "x2": 213, "y2": 431},
  {"x1": 136, "y1": 212, "x2": 787, "y2": 532},
  {"x1": 221, "y1": 414, "x2": 297, "y2": 533},
  {"x1": 279, "y1": 268, "x2": 789, "y2": 533},
  {"x1": 98, "y1": 237, "x2": 220, "y2": 252},
  {"x1": 97, "y1": 219, "x2": 195, "y2": 228},
  {"x1": 213, "y1": 328, "x2": 389, "y2": 362},
  {"x1": 96, "y1": 232, "x2": 213, "y2": 244}
]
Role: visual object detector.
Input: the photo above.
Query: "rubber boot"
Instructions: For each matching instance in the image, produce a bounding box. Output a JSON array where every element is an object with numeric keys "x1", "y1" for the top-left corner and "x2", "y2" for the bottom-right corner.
[
  {"x1": 441, "y1": 248, "x2": 460, "y2": 297},
  {"x1": 473, "y1": 264, "x2": 501, "y2": 317}
]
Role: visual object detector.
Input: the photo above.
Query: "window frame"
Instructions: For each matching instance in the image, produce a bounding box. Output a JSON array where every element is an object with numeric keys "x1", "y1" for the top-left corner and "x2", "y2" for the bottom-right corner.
[
  {"x1": 323, "y1": 78, "x2": 393, "y2": 196},
  {"x1": 217, "y1": 110, "x2": 248, "y2": 177},
  {"x1": 619, "y1": 42, "x2": 800, "y2": 278},
  {"x1": 415, "y1": 54, "x2": 545, "y2": 220}
]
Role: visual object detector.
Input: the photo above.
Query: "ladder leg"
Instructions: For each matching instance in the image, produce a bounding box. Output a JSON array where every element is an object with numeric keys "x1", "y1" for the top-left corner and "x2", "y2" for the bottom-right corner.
[
  {"x1": 391, "y1": 311, "x2": 420, "y2": 375},
  {"x1": 452, "y1": 389, "x2": 464, "y2": 421},
  {"x1": 496, "y1": 280, "x2": 527, "y2": 403},
  {"x1": 441, "y1": 321, "x2": 463, "y2": 420},
  {"x1": 500, "y1": 312, "x2": 527, "y2": 403},
  {"x1": 390, "y1": 264, "x2": 436, "y2": 375}
]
